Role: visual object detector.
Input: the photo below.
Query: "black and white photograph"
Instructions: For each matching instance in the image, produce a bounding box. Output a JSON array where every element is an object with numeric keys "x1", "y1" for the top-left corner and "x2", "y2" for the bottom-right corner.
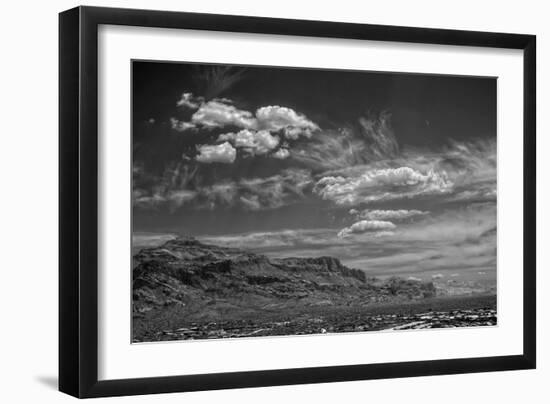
[{"x1": 131, "y1": 61, "x2": 497, "y2": 343}]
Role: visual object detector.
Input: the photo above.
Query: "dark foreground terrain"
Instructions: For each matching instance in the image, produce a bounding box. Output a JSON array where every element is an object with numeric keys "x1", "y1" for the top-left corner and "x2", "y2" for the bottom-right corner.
[
  {"x1": 132, "y1": 237, "x2": 496, "y2": 342},
  {"x1": 134, "y1": 295, "x2": 496, "y2": 342}
]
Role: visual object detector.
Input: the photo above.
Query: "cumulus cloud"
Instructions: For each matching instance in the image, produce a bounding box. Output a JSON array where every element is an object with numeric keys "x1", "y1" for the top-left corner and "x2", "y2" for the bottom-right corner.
[
  {"x1": 218, "y1": 129, "x2": 280, "y2": 155},
  {"x1": 337, "y1": 220, "x2": 396, "y2": 238},
  {"x1": 165, "y1": 90, "x2": 320, "y2": 163},
  {"x1": 407, "y1": 276, "x2": 422, "y2": 282},
  {"x1": 351, "y1": 209, "x2": 429, "y2": 221},
  {"x1": 272, "y1": 148, "x2": 290, "y2": 159},
  {"x1": 196, "y1": 142, "x2": 237, "y2": 164},
  {"x1": 188, "y1": 100, "x2": 319, "y2": 141},
  {"x1": 315, "y1": 166, "x2": 453, "y2": 206},
  {"x1": 170, "y1": 117, "x2": 196, "y2": 132},
  {"x1": 185, "y1": 98, "x2": 319, "y2": 140},
  {"x1": 255, "y1": 106, "x2": 319, "y2": 139},
  {"x1": 191, "y1": 100, "x2": 256, "y2": 129},
  {"x1": 432, "y1": 273, "x2": 444, "y2": 280},
  {"x1": 176, "y1": 92, "x2": 203, "y2": 109}
]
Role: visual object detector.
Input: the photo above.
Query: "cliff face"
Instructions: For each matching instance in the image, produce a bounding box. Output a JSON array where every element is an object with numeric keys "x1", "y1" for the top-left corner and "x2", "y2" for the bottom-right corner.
[{"x1": 132, "y1": 237, "x2": 436, "y2": 322}]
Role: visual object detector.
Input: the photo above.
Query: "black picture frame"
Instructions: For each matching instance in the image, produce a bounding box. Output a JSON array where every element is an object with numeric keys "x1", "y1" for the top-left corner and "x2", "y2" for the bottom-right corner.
[{"x1": 59, "y1": 5, "x2": 536, "y2": 398}]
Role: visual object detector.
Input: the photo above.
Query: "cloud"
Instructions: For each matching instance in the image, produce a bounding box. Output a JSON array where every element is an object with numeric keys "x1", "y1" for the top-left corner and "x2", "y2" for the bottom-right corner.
[
  {"x1": 133, "y1": 192, "x2": 167, "y2": 209},
  {"x1": 170, "y1": 117, "x2": 196, "y2": 132},
  {"x1": 291, "y1": 113, "x2": 398, "y2": 170},
  {"x1": 236, "y1": 169, "x2": 312, "y2": 210},
  {"x1": 163, "y1": 89, "x2": 321, "y2": 164},
  {"x1": 357, "y1": 112, "x2": 399, "y2": 159},
  {"x1": 407, "y1": 276, "x2": 422, "y2": 282},
  {"x1": 187, "y1": 100, "x2": 320, "y2": 141},
  {"x1": 294, "y1": 128, "x2": 495, "y2": 210},
  {"x1": 133, "y1": 164, "x2": 313, "y2": 212},
  {"x1": 133, "y1": 188, "x2": 198, "y2": 212},
  {"x1": 432, "y1": 273, "x2": 444, "y2": 279},
  {"x1": 194, "y1": 203, "x2": 496, "y2": 279},
  {"x1": 201, "y1": 181, "x2": 239, "y2": 208},
  {"x1": 337, "y1": 220, "x2": 396, "y2": 238},
  {"x1": 195, "y1": 168, "x2": 313, "y2": 211},
  {"x1": 165, "y1": 189, "x2": 197, "y2": 207},
  {"x1": 176, "y1": 92, "x2": 203, "y2": 109},
  {"x1": 194, "y1": 65, "x2": 246, "y2": 100},
  {"x1": 255, "y1": 106, "x2": 319, "y2": 139},
  {"x1": 315, "y1": 166, "x2": 453, "y2": 206},
  {"x1": 321, "y1": 203, "x2": 496, "y2": 277},
  {"x1": 447, "y1": 184, "x2": 496, "y2": 203},
  {"x1": 351, "y1": 209, "x2": 429, "y2": 221},
  {"x1": 218, "y1": 129, "x2": 280, "y2": 155},
  {"x1": 239, "y1": 195, "x2": 262, "y2": 210},
  {"x1": 191, "y1": 100, "x2": 256, "y2": 129},
  {"x1": 272, "y1": 148, "x2": 290, "y2": 159},
  {"x1": 196, "y1": 142, "x2": 237, "y2": 164}
]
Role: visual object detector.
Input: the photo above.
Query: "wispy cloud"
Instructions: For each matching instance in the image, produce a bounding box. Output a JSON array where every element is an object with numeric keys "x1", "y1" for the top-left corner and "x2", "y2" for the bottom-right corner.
[
  {"x1": 133, "y1": 168, "x2": 313, "y2": 212},
  {"x1": 235, "y1": 169, "x2": 312, "y2": 210},
  {"x1": 290, "y1": 112, "x2": 398, "y2": 171},
  {"x1": 193, "y1": 65, "x2": 246, "y2": 100}
]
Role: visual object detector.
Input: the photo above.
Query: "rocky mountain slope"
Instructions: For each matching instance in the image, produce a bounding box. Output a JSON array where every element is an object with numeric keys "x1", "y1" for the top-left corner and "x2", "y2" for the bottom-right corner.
[{"x1": 132, "y1": 237, "x2": 437, "y2": 338}]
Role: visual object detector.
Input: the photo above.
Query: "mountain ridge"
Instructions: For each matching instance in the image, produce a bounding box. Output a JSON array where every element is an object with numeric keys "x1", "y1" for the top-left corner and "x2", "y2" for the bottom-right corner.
[{"x1": 132, "y1": 237, "x2": 437, "y2": 329}]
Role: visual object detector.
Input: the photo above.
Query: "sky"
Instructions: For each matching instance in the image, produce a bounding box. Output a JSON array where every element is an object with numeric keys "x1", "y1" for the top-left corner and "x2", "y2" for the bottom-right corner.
[{"x1": 132, "y1": 61, "x2": 497, "y2": 284}]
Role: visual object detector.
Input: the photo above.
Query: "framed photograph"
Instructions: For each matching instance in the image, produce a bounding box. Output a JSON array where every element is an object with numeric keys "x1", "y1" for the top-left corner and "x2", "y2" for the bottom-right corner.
[{"x1": 59, "y1": 6, "x2": 536, "y2": 398}]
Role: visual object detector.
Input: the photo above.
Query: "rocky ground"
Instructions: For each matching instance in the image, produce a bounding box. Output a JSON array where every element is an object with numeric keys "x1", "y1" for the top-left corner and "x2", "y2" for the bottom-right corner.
[{"x1": 134, "y1": 294, "x2": 497, "y2": 342}]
